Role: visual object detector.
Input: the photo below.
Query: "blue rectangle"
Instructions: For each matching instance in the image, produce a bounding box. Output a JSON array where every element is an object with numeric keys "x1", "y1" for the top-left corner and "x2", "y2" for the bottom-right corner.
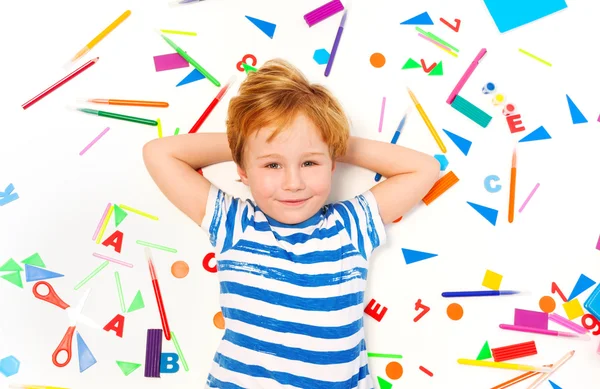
[
  {"x1": 483, "y1": 0, "x2": 567, "y2": 33},
  {"x1": 584, "y1": 283, "x2": 600, "y2": 320}
]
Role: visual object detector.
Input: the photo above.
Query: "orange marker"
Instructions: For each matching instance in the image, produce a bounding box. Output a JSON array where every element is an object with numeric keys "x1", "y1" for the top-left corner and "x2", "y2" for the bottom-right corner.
[
  {"x1": 508, "y1": 147, "x2": 517, "y2": 223},
  {"x1": 80, "y1": 98, "x2": 169, "y2": 108}
]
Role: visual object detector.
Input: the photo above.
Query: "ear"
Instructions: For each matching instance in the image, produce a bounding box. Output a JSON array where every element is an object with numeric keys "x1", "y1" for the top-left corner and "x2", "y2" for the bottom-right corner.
[
  {"x1": 237, "y1": 164, "x2": 249, "y2": 186},
  {"x1": 331, "y1": 160, "x2": 336, "y2": 173}
]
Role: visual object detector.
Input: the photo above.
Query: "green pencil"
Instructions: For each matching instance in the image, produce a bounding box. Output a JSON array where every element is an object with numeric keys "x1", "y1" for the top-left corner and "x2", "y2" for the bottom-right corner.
[
  {"x1": 159, "y1": 34, "x2": 220, "y2": 87},
  {"x1": 76, "y1": 107, "x2": 158, "y2": 126}
]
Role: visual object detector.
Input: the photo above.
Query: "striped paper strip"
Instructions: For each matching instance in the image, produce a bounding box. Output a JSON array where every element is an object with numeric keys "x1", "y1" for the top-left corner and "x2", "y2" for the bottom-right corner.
[
  {"x1": 144, "y1": 329, "x2": 163, "y2": 377},
  {"x1": 422, "y1": 171, "x2": 459, "y2": 205},
  {"x1": 304, "y1": 0, "x2": 344, "y2": 27},
  {"x1": 492, "y1": 341, "x2": 537, "y2": 362}
]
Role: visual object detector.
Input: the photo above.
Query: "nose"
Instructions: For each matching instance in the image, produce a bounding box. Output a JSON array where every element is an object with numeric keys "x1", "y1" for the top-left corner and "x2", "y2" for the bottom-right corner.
[{"x1": 282, "y1": 166, "x2": 305, "y2": 191}]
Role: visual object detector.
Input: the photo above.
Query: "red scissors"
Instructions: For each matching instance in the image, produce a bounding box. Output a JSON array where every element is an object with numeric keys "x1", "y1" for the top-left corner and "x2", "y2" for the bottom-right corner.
[{"x1": 32, "y1": 281, "x2": 99, "y2": 367}]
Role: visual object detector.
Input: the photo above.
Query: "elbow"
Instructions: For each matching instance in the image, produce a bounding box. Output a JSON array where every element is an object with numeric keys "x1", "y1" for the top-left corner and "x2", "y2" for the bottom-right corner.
[
  {"x1": 424, "y1": 155, "x2": 441, "y2": 185},
  {"x1": 142, "y1": 139, "x2": 160, "y2": 167}
]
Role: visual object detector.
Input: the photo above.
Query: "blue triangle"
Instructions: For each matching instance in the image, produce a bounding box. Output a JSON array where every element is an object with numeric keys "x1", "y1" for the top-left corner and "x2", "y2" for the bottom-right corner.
[
  {"x1": 519, "y1": 126, "x2": 551, "y2": 142},
  {"x1": 568, "y1": 273, "x2": 596, "y2": 301},
  {"x1": 548, "y1": 380, "x2": 563, "y2": 389},
  {"x1": 443, "y1": 129, "x2": 472, "y2": 155},
  {"x1": 400, "y1": 12, "x2": 434, "y2": 25},
  {"x1": 245, "y1": 16, "x2": 276, "y2": 38},
  {"x1": 24, "y1": 264, "x2": 64, "y2": 282},
  {"x1": 76, "y1": 332, "x2": 97, "y2": 373},
  {"x1": 176, "y1": 68, "x2": 206, "y2": 87},
  {"x1": 467, "y1": 202, "x2": 498, "y2": 226},
  {"x1": 566, "y1": 95, "x2": 588, "y2": 124},
  {"x1": 402, "y1": 248, "x2": 438, "y2": 265}
]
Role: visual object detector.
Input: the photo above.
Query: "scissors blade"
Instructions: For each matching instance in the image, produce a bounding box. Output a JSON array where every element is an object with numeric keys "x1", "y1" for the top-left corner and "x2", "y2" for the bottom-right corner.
[
  {"x1": 68, "y1": 289, "x2": 91, "y2": 324},
  {"x1": 76, "y1": 313, "x2": 102, "y2": 330}
]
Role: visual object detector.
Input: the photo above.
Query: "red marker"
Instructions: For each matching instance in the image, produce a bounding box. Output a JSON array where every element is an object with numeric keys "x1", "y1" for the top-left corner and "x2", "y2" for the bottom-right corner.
[
  {"x1": 146, "y1": 248, "x2": 171, "y2": 340},
  {"x1": 188, "y1": 76, "x2": 236, "y2": 133}
]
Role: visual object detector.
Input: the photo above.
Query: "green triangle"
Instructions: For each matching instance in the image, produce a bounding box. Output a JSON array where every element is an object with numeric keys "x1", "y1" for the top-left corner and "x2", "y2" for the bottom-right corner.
[
  {"x1": 476, "y1": 340, "x2": 492, "y2": 360},
  {"x1": 0, "y1": 258, "x2": 23, "y2": 272},
  {"x1": 402, "y1": 58, "x2": 421, "y2": 69},
  {"x1": 242, "y1": 62, "x2": 257, "y2": 73},
  {"x1": 21, "y1": 253, "x2": 46, "y2": 268},
  {"x1": 127, "y1": 290, "x2": 145, "y2": 313},
  {"x1": 113, "y1": 205, "x2": 128, "y2": 227},
  {"x1": 116, "y1": 361, "x2": 141, "y2": 376},
  {"x1": 428, "y1": 61, "x2": 444, "y2": 76},
  {"x1": 377, "y1": 376, "x2": 393, "y2": 389},
  {"x1": 1, "y1": 272, "x2": 23, "y2": 288}
]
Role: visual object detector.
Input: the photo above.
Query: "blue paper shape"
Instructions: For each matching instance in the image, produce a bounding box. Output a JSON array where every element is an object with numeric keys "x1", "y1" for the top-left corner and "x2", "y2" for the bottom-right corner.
[
  {"x1": 443, "y1": 129, "x2": 472, "y2": 156},
  {"x1": 482, "y1": 0, "x2": 567, "y2": 33},
  {"x1": 568, "y1": 274, "x2": 596, "y2": 301},
  {"x1": 566, "y1": 94, "x2": 588, "y2": 124},
  {"x1": 25, "y1": 264, "x2": 64, "y2": 282},
  {"x1": 0, "y1": 183, "x2": 19, "y2": 206},
  {"x1": 549, "y1": 380, "x2": 563, "y2": 389},
  {"x1": 467, "y1": 202, "x2": 498, "y2": 226},
  {"x1": 160, "y1": 353, "x2": 180, "y2": 373},
  {"x1": 313, "y1": 49, "x2": 330, "y2": 65},
  {"x1": 0, "y1": 356, "x2": 20, "y2": 377},
  {"x1": 434, "y1": 154, "x2": 448, "y2": 171},
  {"x1": 402, "y1": 248, "x2": 438, "y2": 265},
  {"x1": 400, "y1": 12, "x2": 434, "y2": 25},
  {"x1": 76, "y1": 332, "x2": 97, "y2": 373},
  {"x1": 245, "y1": 16, "x2": 276, "y2": 38},
  {"x1": 584, "y1": 283, "x2": 600, "y2": 320},
  {"x1": 519, "y1": 126, "x2": 551, "y2": 142},
  {"x1": 484, "y1": 175, "x2": 502, "y2": 193},
  {"x1": 176, "y1": 69, "x2": 206, "y2": 87}
]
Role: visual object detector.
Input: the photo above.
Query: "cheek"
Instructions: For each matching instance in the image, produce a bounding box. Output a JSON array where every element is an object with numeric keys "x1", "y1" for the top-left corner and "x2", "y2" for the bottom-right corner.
[
  {"x1": 253, "y1": 171, "x2": 280, "y2": 196},
  {"x1": 305, "y1": 168, "x2": 332, "y2": 194}
]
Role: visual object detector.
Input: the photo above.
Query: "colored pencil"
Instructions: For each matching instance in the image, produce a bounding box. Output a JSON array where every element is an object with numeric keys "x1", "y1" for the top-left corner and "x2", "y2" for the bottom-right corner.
[
  {"x1": 457, "y1": 359, "x2": 551, "y2": 373},
  {"x1": 508, "y1": 147, "x2": 517, "y2": 223},
  {"x1": 324, "y1": 10, "x2": 347, "y2": 77},
  {"x1": 159, "y1": 34, "x2": 220, "y2": 86},
  {"x1": 146, "y1": 248, "x2": 171, "y2": 341},
  {"x1": 189, "y1": 76, "x2": 236, "y2": 133},
  {"x1": 442, "y1": 290, "x2": 521, "y2": 297},
  {"x1": 446, "y1": 48, "x2": 486, "y2": 104},
  {"x1": 74, "y1": 107, "x2": 158, "y2": 126},
  {"x1": 375, "y1": 111, "x2": 408, "y2": 182},
  {"x1": 527, "y1": 350, "x2": 574, "y2": 388},
  {"x1": 407, "y1": 88, "x2": 446, "y2": 153}
]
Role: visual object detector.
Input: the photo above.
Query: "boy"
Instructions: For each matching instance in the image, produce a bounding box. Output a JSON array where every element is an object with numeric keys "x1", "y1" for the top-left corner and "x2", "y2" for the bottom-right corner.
[{"x1": 143, "y1": 59, "x2": 439, "y2": 388}]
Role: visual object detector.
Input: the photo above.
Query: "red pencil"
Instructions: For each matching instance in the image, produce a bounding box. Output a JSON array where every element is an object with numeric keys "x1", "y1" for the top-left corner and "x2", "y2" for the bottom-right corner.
[
  {"x1": 146, "y1": 248, "x2": 171, "y2": 341},
  {"x1": 22, "y1": 57, "x2": 99, "y2": 110},
  {"x1": 188, "y1": 76, "x2": 236, "y2": 133}
]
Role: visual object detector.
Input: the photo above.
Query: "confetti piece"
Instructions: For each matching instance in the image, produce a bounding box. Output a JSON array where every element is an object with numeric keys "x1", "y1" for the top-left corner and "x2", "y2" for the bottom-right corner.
[
  {"x1": 0, "y1": 355, "x2": 20, "y2": 377},
  {"x1": 443, "y1": 129, "x2": 471, "y2": 155},
  {"x1": 400, "y1": 12, "x2": 434, "y2": 25},
  {"x1": 367, "y1": 353, "x2": 403, "y2": 359},
  {"x1": 415, "y1": 27, "x2": 459, "y2": 52},
  {"x1": 144, "y1": 329, "x2": 162, "y2": 378},
  {"x1": 378, "y1": 97, "x2": 386, "y2": 133},
  {"x1": 386, "y1": 361, "x2": 403, "y2": 380},
  {"x1": 377, "y1": 376, "x2": 393, "y2": 389},
  {"x1": 74, "y1": 261, "x2": 109, "y2": 290},
  {"x1": 491, "y1": 341, "x2": 537, "y2": 362},
  {"x1": 136, "y1": 240, "x2": 177, "y2": 253},
  {"x1": 113, "y1": 204, "x2": 128, "y2": 227},
  {"x1": 127, "y1": 290, "x2": 145, "y2": 313},
  {"x1": 419, "y1": 366, "x2": 434, "y2": 376},
  {"x1": 102, "y1": 230, "x2": 124, "y2": 253},
  {"x1": 96, "y1": 204, "x2": 114, "y2": 244},
  {"x1": 93, "y1": 203, "x2": 112, "y2": 241},
  {"x1": 450, "y1": 95, "x2": 492, "y2": 127},
  {"x1": 596, "y1": 234, "x2": 600, "y2": 250},
  {"x1": 440, "y1": 17, "x2": 461, "y2": 32},
  {"x1": 171, "y1": 260, "x2": 189, "y2": 278},
  {"x1": 313, "y1": 48, "x2": 330, "y2": 65},
  {"x1": 422, "y1": 171, "x2": 459, "y2": 205},
  {"x1": 549, "y1": 380, "x2": 563, "y2": 389},
  {"x1": 0, "y1": 183, "x2": 19, "y2": 206},
  {"x1": 476, "y1": 341, "x2": 492, "y2": 360},
  {"x1": 245, "y1": 16, "x2": 276, "y2": 38},
  {"x1": 402, "y1": 58, "x2": 421, "y2": 69},
  {"x1": 153, "y1": 53, "x2": 189, "y2": 72},
  {"x1": 364, "y1": 298, "x2": 388, "y2": 321},
  {"x1": 514, "y1": 309, "x2": 548, "y2": 329},
  {"x1": 176, "y1": 68, "x2": 206, "y2": 87},
  {"x1": 21, "y1": 252, "x2": 46, "y2": 268},
  {"x1": 447, "y1": 303, "x2": 463, "y2": 320},
  {"x1": 79, "y1": 126, "x2": 110, "y2": 156},
  {"x1": 76, "y1": 332, "x2": 97, "y2": 373},
  {"x1": 370, "y1": 53, "x2": 386, "y2": 68},
  {"x1": 539, "y1": 296, "x2": 556, "y2": 313},
  {"x1": 484, "y1": 175, "x2": 501, "y2": 193},
  {"x1": 203, "y1": 252, "x2": 217, "y2": 273},
  {"x1": 562, "y1": 298, "x2": 584, "y2": 320},
  {"x1": 420, "y1": 59, "x2": 437, "y2": 73},
  {"x1": 0, "y1": 258, "x2": 23, "y2": 272},
  {"x1": 434, "y1": 154, "x2": 448, "y2": 170},
  {"x1": 170, "y1": 331, "x2": 190, "y2": 372},
  {"x1": 118, "y1": 204, "x2": 158, "y2": 220},
  {"x1": 304, "y1": 0, "x2": 344, "y2": 27},
  {"x1": 25, "y1": 264, "x2": 64, "y2": 282},
  {"x1": 482, "y1": 0, "x2": 567, "y2": 33},
  {"x1": 428, "y1": 61, "x2": 444, "y2": 75},
  {"x1": 568, "y1": 274, "x2": 596, "y2": 301},
  {"x1": 174, "y1": 127, "x2": 180, "y2": 135},
  {"x1": 518, "y1": 48, "x2": 552, "y2": 66},
  {"x1": 566, "y1": 94, "x2": 588, "y2": 124},
  {"x1": 104, "y1": 314, "x2": 125, "y2": 337},
  {"x1": 213, "y1": 311, "x2": 225, "y2": 329},
  {"x1": 0, "y1": 272, "x2": 23, "y2": 288},
  {"x1": 518, "y1": 183, "x2": 540, "y2": 212},
  {"x1": 157, "y1": 118, "x2": 163, "y2": 138},
  {"x1": 467, "y1": 202, "x2": 498, "y2": 226},
  {"x1": 402, "y1": 248, "x2": 437, "y2": 265},
  {"x1": 519, "y1": 126, "x2": 551, "y2": 142},
  {"x1": 552, "y1": 282, "x2": 568, "y2": 302},
  {"x1": 482, "y1": 270, "x2": 503, "y2": 290},
  {"x1": 92, "y1": 253, "x2": 133, "y2": 268},
  {"x1": 160, "y1": 29, "x2": 197, "y2": 36},
  {"x1": 417, "y1": 34, "x2": 457, "y2": 57},
  {"x1": 115, "y1": 271, "x2": 126, "y2": 313},
  {"x1": 413, "y1": 299, "x2": 430, "y2": 322},
  {"x1": 117, "y1": 361, "x2": 142, "y2": 376}
]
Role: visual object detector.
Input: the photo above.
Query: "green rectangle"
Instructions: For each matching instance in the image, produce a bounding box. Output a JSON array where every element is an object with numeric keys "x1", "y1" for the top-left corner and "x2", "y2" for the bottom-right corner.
[{"x1": 451, "y1": 95, "x2": 492, "y2": 128}]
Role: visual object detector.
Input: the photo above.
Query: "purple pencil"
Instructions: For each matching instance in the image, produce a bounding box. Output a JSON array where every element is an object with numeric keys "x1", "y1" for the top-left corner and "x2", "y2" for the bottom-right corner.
[{"x1": 324, "y1": 10, "x2": 347, "y2": 77}]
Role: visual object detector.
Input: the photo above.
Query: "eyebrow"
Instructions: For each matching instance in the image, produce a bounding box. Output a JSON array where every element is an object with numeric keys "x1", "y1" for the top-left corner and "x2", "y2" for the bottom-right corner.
[{"x1": 256, "y1": 152, "x2": 326, "y2": 160}]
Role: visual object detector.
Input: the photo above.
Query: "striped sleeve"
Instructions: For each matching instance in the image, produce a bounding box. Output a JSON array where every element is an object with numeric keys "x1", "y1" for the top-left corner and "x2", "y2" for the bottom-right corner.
[
  {"x1": 200, "y1": 184, "x2": 249, "y2": 254},
  {"x1": 332, "y1": 190, "x2": 387, "y2": 260}
]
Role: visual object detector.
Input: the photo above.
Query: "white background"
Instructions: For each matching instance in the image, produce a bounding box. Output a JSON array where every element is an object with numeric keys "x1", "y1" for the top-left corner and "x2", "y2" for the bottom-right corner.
[{"x1": 1, "y1": 0, "x2": 600, "y2": 388}]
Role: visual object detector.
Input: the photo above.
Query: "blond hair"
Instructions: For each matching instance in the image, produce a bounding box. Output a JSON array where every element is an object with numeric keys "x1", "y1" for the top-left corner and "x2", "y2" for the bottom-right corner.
[{"x1": 226, "y1": 58, "x2": 349, "y2": 169}]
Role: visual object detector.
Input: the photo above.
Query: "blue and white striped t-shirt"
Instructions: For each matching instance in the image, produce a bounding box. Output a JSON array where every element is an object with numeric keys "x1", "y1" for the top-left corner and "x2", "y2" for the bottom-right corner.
[{"x1": 200, "y1": 184, "x2": 387, "y2": 389}]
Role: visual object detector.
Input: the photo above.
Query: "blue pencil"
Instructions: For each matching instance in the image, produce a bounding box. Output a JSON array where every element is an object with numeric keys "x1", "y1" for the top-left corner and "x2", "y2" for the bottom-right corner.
[
  {"x1": 442, "y1": 290, "x2": 522, "y2": 297},
  {"x1": 324, "y1": 10, "x2": 347, "y2": 77},
  {"x1": 374, "y1": 112, "x2": 408, "y2": 182}
]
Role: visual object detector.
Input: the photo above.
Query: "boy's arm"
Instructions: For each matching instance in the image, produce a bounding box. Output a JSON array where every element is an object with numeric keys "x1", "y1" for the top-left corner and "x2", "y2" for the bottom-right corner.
[
  {"x1": 337, "y1": 136, "x2": 440, "y2": 224},
  {"x1": 142, "y1": 133, "x2": 232, "y2": 225}
]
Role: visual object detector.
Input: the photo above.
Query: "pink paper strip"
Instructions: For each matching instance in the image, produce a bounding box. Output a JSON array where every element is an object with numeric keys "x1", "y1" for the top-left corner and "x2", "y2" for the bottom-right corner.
[
  {"x1": 92, "y1": 203, "x2": 112, "y2": 241},
  {"x1": 80, "y1": 127, "x2": 110, "y2": 156},
  {"x1": 304, "y1": 0, "x2": 344, "y2": 27},
  {"x1": 596, "y1": 234, "x2": 600, "y2": 250},
  {"x1": 519, "y1": 183, "x2": 540, "y2": 212},
  {"x1": 92, "y1": 253, "x2": 134, "y2": 268},
  {"x1": 549, "y1": 313, "x2": 588, "y2": 334},
  {"x1": 153, "y1": 53, "x2": 189, "y2": 72},
  {"x1": 514, "y1": 308, "x2": 548, "y2": 330},
  {"x1": 378, "y1": 97, "x2": 386, "y2": 133},
  {"x1": 417, "y1": 33, "x2": 453, "y2": 52},
  {"x1": 597, "y1": 339, "x2": 600, "y2": 354}
]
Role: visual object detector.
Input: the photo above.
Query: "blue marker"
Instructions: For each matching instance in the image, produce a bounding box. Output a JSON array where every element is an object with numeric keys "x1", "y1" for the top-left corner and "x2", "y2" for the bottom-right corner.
[
  {"x1": 374, "y1": 112, "x2": 408, "y2": 182},
  {"x1": 442, "y1": 290, "x2": 522, "y2": 297}
]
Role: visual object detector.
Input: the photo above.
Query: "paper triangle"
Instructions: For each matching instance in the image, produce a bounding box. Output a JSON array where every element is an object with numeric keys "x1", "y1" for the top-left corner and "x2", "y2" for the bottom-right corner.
[
  {"x1": 113, "y1": 205, "x2": 128, "y2": 227},
  {"x1": 402, "y1": 248, "x2": 438, "y2": 265},
  {"x1": 25, "y1": 264, "x2": 64, "y2": 282},
  {"x1": 0, "y1": 258, "x2": 23, "y2": 272},
  {"x1": 21, "y1": 252, "x2": 46, "y2": 268},
  {"x1": 1, "y1": 272, "x2": 23, "y2": 288},
  {"x1": 127, "y1": 290, "x2": 145, "y2": 313},
  {"x1": 377, "y1": 376, "x2": 393, "y2": 389},
  {"x1": 76, "y1": 332, "x2": 97, "y2": 373},
  {"x1": 467, "y1": 202, "x2": 498, "y2": 226},
  {"x1": 476, "y1": 341, "x2": 492, "y2": 360},
  {"x1": 428, "y1": 61, "x2": 444, "y2": 76},
  {"x1": 566, "y1": 95, "x2": 588, "y2": 124},
  {"x1": 245, "y1": 16, "x2": 276, "y2": 38},
  {"x1": 242, "y1": 62, "x2": 258, "y2": 73},
  {"x1": 402, "y1": 58, "x2": 421, "y2": 69},
  {"x1": 176, "y1": 68, "x2": 206, "y2": 87},
  {"x1": 548, "y1": 380, "x2": 563, "y2": 389},
  {"x1": 519, "y1": 126, "x2": 551, "y2": 142},
  {"x1": 443, "y1": 129, "x2": 472, "y2": 155},
  {"x1": 400, "y1": 12, "x2": 434, "y2": 25},
  {"x1": 568, "y1": 274, "x2": 596, "y2": 301},
  {"x1": 117, "y1": 361, "x2": 142, "y2": 376}
]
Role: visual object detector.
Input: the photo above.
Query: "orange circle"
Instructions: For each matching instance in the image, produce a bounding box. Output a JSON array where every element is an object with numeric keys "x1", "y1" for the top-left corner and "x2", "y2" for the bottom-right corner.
[
  {"x1": 386, "y1": 361, "x2": 403, "y2": 380},
  {"x1": 370, "y1": 53, "x2": 386, "y2": 68},
  {"x1": 539, "y1": 296, "x2": 556, "y2": 313},
  {"x1": 171, "y1": 261, "x2": 189, "y2": 278},
  {"x1": 447, "y1": 303, "x2": 464, "y2": 320},
  {"x1": 213, "y1": 311, "x2": 225, "y2": 329}
]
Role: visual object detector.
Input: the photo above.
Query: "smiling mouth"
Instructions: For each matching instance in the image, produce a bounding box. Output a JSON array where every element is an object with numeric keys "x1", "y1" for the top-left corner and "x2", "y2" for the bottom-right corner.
[{"x1": 279, "y1": 198, "x2": 310, "y2": 205}]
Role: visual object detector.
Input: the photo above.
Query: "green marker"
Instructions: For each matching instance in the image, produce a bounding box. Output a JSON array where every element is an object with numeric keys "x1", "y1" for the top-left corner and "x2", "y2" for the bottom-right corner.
[
  {"x1": 159, "y1": 34, "x2": 220, "y2": 87},
  {"x1": 76, "y1": 107, "x2": 158, "y2": 126}
]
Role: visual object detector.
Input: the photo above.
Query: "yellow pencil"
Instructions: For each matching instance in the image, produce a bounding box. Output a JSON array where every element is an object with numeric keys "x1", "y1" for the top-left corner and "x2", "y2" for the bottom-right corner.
[
  {"x1": 457, "y1": 359, "x2": 552, "y2": 373},
  {"x1": 68, "y1": 10, "x2": 132, "y2": 66},
  {"x1": 407, "y1": 88, "x2": 446, "y2": 153}
]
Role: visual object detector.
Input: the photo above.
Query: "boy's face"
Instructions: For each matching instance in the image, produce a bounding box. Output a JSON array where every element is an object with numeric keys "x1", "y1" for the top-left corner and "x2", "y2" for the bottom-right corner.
[{"x1": 237, "y1": 113, "x2": 336, "y2": 225}]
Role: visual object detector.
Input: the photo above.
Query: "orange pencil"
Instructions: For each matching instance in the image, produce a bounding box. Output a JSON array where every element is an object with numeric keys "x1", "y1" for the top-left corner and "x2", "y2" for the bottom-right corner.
[
  {"x1": 508, "y1": 147, "x2": 517, "y2": 223},
  {"x1": 80, "y1": 98, "x2": 169, "y2": 108},
  {"x1": 490, "y1": 364, "x2": 552, "y2": 389}
]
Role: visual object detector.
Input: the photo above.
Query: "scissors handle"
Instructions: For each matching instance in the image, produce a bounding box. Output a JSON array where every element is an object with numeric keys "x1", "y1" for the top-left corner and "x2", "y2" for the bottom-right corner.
[
  {"x1": 52, "y1": 326, "x2": 75, "y2": 367},
  {"x1": 33, "y1": 281, "x2": 70, "y2": 310}
]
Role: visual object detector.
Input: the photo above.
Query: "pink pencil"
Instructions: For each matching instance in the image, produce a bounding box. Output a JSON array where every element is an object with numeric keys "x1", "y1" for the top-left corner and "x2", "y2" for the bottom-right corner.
[
  {"x1": 499, "y1": 324, "x2": 590, "y2": 340},
  {"x1": 92, "y1": 203, "x2": 112, "y2": 240},
  {"x1": 549, "y1": 313, "x2": 588, "y2": 334},
  {"x1": 446, "y1": 48, "x2": 486, "y2": 104}
]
